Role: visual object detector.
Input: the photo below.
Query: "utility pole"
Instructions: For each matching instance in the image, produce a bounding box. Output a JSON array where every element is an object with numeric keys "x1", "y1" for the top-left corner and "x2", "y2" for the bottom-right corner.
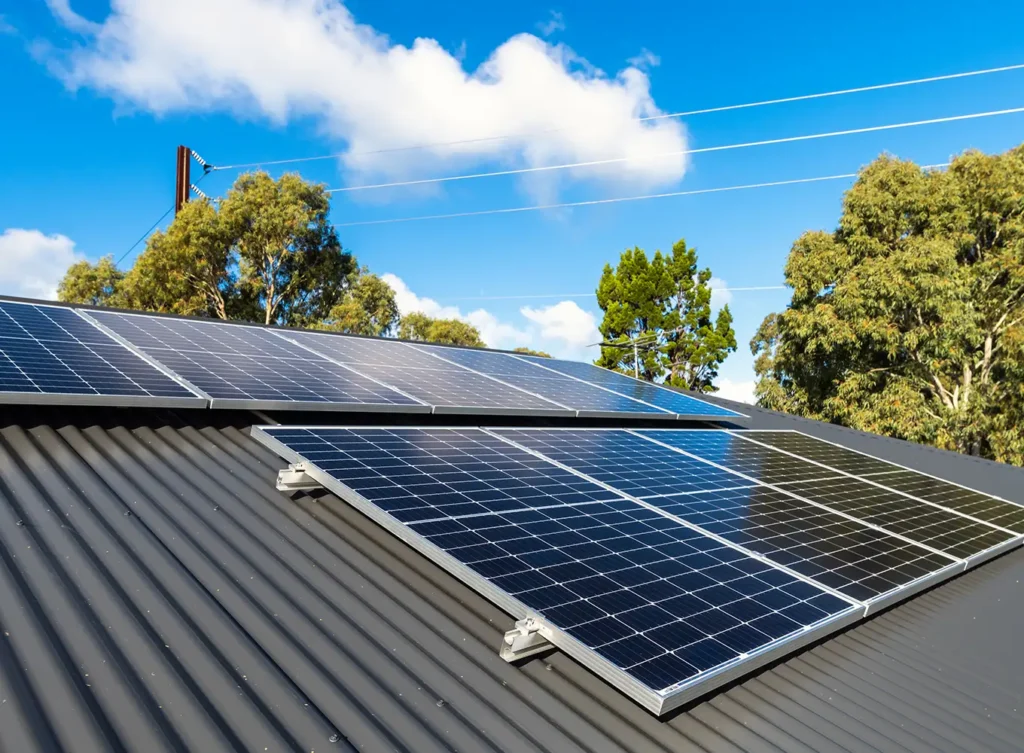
[{"x1": 174, "y1": 145, "x2": 191, "y2": 216}]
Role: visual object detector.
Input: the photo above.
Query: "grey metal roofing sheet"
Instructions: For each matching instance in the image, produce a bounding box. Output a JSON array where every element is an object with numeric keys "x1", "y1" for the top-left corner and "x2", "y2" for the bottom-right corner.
[{"x1": 0, "y1": 408, "x2": 1022, "y2": 752}]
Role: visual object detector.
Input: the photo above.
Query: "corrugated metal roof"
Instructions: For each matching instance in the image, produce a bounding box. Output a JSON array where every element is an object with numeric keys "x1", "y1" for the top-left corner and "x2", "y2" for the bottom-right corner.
[{"x1": 1, "y1": 409, "x2": 1022, "y2": 752}]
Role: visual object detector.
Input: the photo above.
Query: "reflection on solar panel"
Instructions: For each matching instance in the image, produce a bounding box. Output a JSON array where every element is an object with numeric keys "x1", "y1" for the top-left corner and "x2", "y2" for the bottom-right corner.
[
  {"x1": 86, "y1": 311, "x2": 427, "y2": 412},
  {"x1": 520, "y1": 355, "x2": 744, "y2": 419},
  {"x1": 252, "y1": 426, "x2": 858, "y2": 714},
  {"x1": 285, "y1": 330, "x2": 571, "y2": 415},
  {"x1": 734, "y1": 431, "x2": 1024, "y2": 557},
  {"x1": 0, "y1": 301, "x2": 202, "y2": 407},
  {"x1": 864, "y1": 470, "x2": 1024, "y2": 534},
  {"x1": 420, "y1": 346, "x2": 675, "y2": 418},
  {"x1": 496, "y1": 429, "x2": 958, "y2": 604},
  {"x1": 740, "y1": 430, "x2": 1024, "y2": 535},
  {"x1": 779, "y1": 477, "x2": 1016, "y2": 561}
]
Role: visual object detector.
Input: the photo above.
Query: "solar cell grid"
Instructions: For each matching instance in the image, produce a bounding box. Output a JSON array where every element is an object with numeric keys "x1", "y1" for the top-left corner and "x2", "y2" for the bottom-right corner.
[
  {"x1": 264, "y1": 428, "x2": 624, "y2": 523},
  {"x1": 742, "y1": 431, "x2": 900, "y2": 476},
  {"x1": 255, "y1": 425, "x2": 856, "y2": 703},
  {"x1": 782, "y1": 477, "x2": 1016, "y2": 560},
  {"x1": 494, "y1": 429, "x2": 752, "y2": 496},
  {"x1": 0, "y1": 301, "x2": 199, "y2": 404},
  {"x1": 287, "y1": 330, "x2": 568, "y2": 413},
  {"x1": 521, "y1": 356, "x2": 743, "y2": 418},
  {"x1": 737, "y1": 431, "x2": 1024, "y2": 545},
  {"x1": 864, "y1": 470, "x2": 1024, "y2": 534},
  {"x1": 648, "y1": 487, "x2": 955, "y2": 602},
  {"x1": 423, "y1": 346, "x2": 673, "y2": 417},
  {"x1": 639, "y1": 430, "x2": 846, "y2": 485},
  {"x1": 88, "y1": 311, "x2": 425, "y2": 411},
  {"x1": 497, "y1": 428, "x2": 958, "y2": 603},
  {"x1": 410, "y1": 504, "x2": 852, "y2": 692},
  {"x1": 287, "y1": 330, "x2": 441, "y2": 368}
]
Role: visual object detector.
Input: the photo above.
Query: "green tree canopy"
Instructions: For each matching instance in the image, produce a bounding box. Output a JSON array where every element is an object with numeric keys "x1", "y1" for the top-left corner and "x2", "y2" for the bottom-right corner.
[
  {"x1": 57, "y1": 255, "x2": 124, "y2": 306},
  {"x1": 752, "y1": 146, "x2": 1024, "y2": 463},
  {"x1": 316, "y1": 272, "x2": 399, "y2": 337},
  {"x1": 398, "y1": 312, "x2": 485, "y2": 347},
  {"x1": 596, "y1": 239, "x2": 737, "y2": 391},
  {"x1": 55, "y1": 171, "x2": 399, "y2": 333},
  {"x1": 513, "y1": 347, "x2": 552, "y2": 358}
]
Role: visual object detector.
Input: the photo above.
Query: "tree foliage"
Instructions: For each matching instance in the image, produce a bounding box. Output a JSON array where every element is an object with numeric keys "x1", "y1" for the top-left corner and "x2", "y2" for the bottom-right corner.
[
  {"x1": 316, "y1": 272, "x2": 400, "y2": 337},
  {"x1": 398, "y1": 312, "x2": 485, "y2": 347},
  {"x1": 596, "y1": 239, "x2": 736, "y2": 390},
  {"x1": 53, "y1": 171, "x2": 400, "y2": 333},
  {"x1": 752, "y1": 146, "x2": 1024, "y2": 464},
  {"x1": 221, "y1": 172, "x2": 354, "y2": 326},
  {"x1": 513, "y1": 347, "x2": 552, "y2": 358},
  {"x1": 57, "y1": 255, "x2": 124, "y2": 306}
]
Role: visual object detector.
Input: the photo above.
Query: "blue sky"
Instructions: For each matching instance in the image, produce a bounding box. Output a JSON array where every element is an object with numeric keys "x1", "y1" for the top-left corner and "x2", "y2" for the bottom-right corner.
[{"x1": 2, "y1": 0, "x2": 1023, "y2": 401}]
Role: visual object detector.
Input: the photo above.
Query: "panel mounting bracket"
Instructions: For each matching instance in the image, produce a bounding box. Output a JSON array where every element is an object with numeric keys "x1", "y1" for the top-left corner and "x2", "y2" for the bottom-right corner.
[
  {"x1": 500, "y1": 617, "x2": 554, "y2": 662},
  {"x1": 276, "y1": 463, "x2": 322, "y2": 493}
]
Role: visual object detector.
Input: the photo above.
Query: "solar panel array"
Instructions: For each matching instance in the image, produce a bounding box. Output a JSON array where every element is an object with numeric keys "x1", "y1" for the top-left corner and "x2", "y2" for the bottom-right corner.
[
  {"x1": 284, "y1": 329, "x2": 573, "y2": 416},
  {"x1": 86, "y1": 311, "x2": 428, "y2": 412},
  {"x1": 0, "y1": 298, "x2": 743, "y2": 420},
  {"x1": 254, "y1": 426, "x2": 858, "y2": 709},
  {"x1": 0, "y1": 301, "x2": 202, "y2": 407},
  {"x1": 250, "y1": 426, "x2": 1024, "y2": 714}
]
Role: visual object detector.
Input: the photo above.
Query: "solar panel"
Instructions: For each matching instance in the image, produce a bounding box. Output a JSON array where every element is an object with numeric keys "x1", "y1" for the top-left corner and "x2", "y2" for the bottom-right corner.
[
  {"x1": 495, "y1": 429, "x2": 959, "y2": 606},
  {"x1": 739, "y1": 430, "x2": 1024, "y2": 535},
  {"x1": 863, "y1": 470, "x2": 1024, "y2": 534},
  {"x1": 85, "y1": 311, "x2": 428, "y2": 413},
  {"x1": 0, "y1": 300, "x2": 202, "y2": 407},
  {"x1": 418, "y1": 346, "x2": 676, "y2": 419},
  {"x1": 733, "y1": 431, "x2": 1024, "y2": 558},
  {"x1": 518, "y1": 355, "x2": 745, "y2": 419},
  {"x1": 284, "y1": 330, "x2": 572, "y2": 416},
  {"x1": 252, "y1": 426, "x2": 859, "y2": 714}
]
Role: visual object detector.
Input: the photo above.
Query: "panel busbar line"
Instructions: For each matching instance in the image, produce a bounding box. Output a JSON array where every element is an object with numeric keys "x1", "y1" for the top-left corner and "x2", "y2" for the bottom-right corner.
[
  {"x1": 639, "y1": 429, "x2": 1019, "y2": 569},
  {"x1": 417, "y1": 345, "x2": 679, "y2": 420},
  {"x1": 0, "y1": 300, "x2": 204, "y2": 408},
  {"x1": 734, "y1": 430, "x2": 1024, "y2": 535},
  {"x1": 251, "y1": 426, "x2": 861, "y2": 715},
  {"x1": 282, "y1": 329, "x2": 573, "y2": 416},
  {"x1": 515, "y1": 354, "x2": 745, "y2": 420},
  {"x1": 86, "y1": 310, "x2": 429, "y2": 413},
  {"x1": 495, "y1": 428, "x2": 961, "y2": 608}
]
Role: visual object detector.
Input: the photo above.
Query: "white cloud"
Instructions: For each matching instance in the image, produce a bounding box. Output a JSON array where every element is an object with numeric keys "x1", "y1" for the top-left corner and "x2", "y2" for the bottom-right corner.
[
  {"x1": 45, "y1": 0, "x2": 101, "y2": 33},
  {"x1": 714, "y1": 377, "x2": 756, "y2": 404},
  {"x1": 0, "y1": 228, "x2": 82, "y2": 299},
  {"x1": 0, "y1": 15, "x2": 16, "y2": 34},
  {"x1": 627, "y1": 49, "x2": 660, "y2": 70},
  {"x1": 708, "y1": 276, "x2": 732, "y2": 311},
  {"x1": 41, "y1": 0, "x2": 687, "y2": 195},
  {"x1": 520, "y1": 300, "x2": 600, "y2": 356},
  {"x1": 383, "y1": 274, "x2": 602, "y2": 357},
  {"x1": 537, "y1": 10, "x2": 565, "y2": 37}
]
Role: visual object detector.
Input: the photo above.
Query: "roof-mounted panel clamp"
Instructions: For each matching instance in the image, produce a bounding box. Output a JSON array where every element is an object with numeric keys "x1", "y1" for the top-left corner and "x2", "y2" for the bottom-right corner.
[
  {"x1": 500, "y1": 617, "x2": 554, "y2": 662},
  {"x1": 276, "y1": 463, "x2": 321, "y2": 493}
]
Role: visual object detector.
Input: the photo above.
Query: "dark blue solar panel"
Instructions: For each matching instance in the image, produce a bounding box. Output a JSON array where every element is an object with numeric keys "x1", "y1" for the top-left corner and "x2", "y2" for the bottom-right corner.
[
  {"x1": 285, "y1": 331, "x2": 568, "y2": 414},
  {"x1": 738, "y1": 431, "x2": 1024, "y2": 534},
  {"x1": 644, "y1": 430, "x2": 1018, "y2": 562},
  {"x1": 0, "y1": 301, "x2": 199, "y2": 404},
  {"x1": 519, "y1": 356, "x2": 743, "y2": 418},
  {"x1": 88, "y1": 311, "x2": 425, "y2": 411},
  {"x1": 418, "y1": 346, "x2": 673, "y2": 418},
  {"x1": 495, "y1": 429, "x2": 963, "y2": 602},
  {"x1": 255, "y1": 426, "x2": 856, "y2": 700}
]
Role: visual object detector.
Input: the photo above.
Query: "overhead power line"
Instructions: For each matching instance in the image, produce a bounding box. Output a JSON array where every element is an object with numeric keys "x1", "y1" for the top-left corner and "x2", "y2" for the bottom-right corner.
[
  {"x1": 445, "y1": 286, "x2": 787, "y2": 301},
  {"x1": 325, "y1": 106, "x2": 1024, "y2": 193},
  {"x1": 334, "y1": 164, "x2": 950, "y2": 227},
  {"x1": 209, "y1": 61, "x2": 1024, "y2": 171},
  {"x1": 116, "y1": 172, "x2": 210, "y2": 266}
]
